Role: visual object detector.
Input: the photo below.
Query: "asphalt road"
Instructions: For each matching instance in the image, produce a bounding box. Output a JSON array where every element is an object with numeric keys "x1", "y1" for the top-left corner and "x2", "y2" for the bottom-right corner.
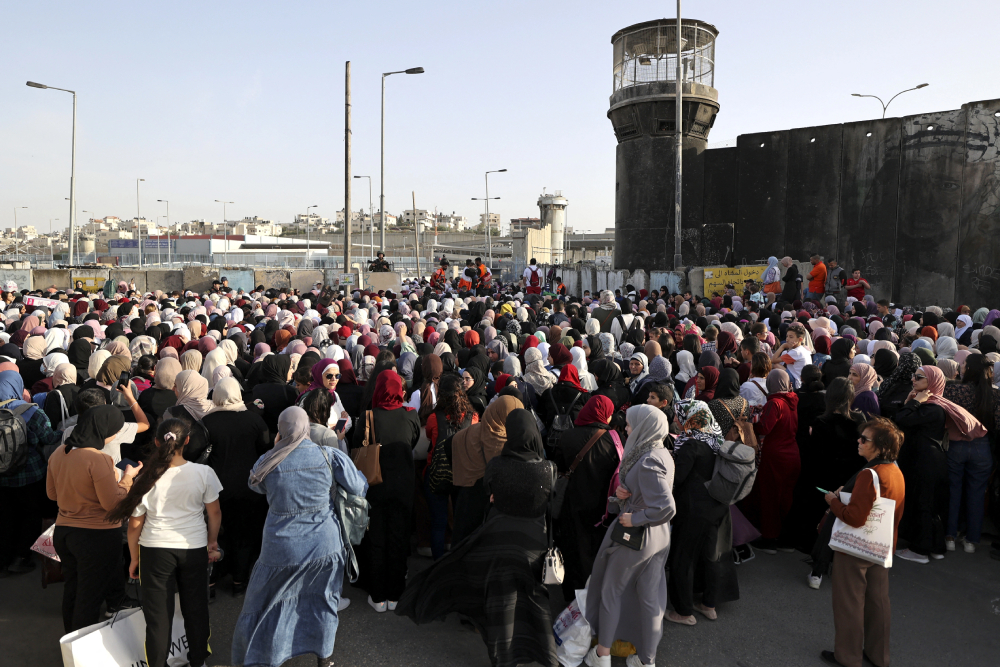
[{"x1": 3, "y1": 543, "x2": 998, "y2": 667}]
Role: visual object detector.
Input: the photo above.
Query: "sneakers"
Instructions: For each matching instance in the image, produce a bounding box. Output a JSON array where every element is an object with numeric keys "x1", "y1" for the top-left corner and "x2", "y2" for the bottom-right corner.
[
  {"x1": 807, "y1": 573, "x2": 823, "y2": 590},
  {"x1": 964, "y1": 540, "x2": 977, "y2": 554},
  {"x1": 945, "y1": 537, "x2": 956, "y2": 551},
  {"x1": 895, "y1": 548, "x2": 929, "y2": 564},
  {"x1": 338, "y1": 597, "x2": 351, "y2": 612},
  {"x1": 387, "y1": 601, "x2": 398, "y2": 611},
  {"x1": 626, "y1": 654, "x2": 654, "y2": 667},
  {"x1": 584, "y1": 647, "x2": 611, "y2": 667},
  {"x1": 416, "y1": 547, "x2": 433, "y2": 558},
  {"x1": 930, "y1": 552, "x2": 945, "y2": 560},
  {"x1": 367, "y1": 596, "x2": 387, "y2": 613}
]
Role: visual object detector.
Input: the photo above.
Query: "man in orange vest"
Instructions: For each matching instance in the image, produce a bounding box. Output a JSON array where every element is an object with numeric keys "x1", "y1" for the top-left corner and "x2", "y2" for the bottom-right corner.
[
  {"x1": 431, "y1": 259, "x2": 449, "y2": 291},
  {"x1": 457, "y1": 259, "x2": 476, "y2": 293},
  {"x1": 475, "y1": 257, "x2": 492, "y2": 294}
]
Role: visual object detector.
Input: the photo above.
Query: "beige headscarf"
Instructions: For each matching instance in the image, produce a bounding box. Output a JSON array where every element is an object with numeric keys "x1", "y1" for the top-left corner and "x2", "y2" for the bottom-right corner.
[
  {"x1": 212, "y1": 377, "x2": 246, "y2": 412},
  {"x1": 172, "y1": 370, "x2": 216, "y2": 420},
  {"x1": 154, "y1": 357, "x2": 182, "y2": 390},
  {"x1": 52, "y1": 363, "x2": 77, "y2": 388},
  {"x1": 451, "y1": 395, "x2": 522, "y2": 487},
  {"x1": 88, "y1": 350, "x2": 112, "y2": 380},
  {"x1": 181, "y1": 349, "x2": 203, "y2": 372},
  {"x1": 219, "y1": 339, "x2": 239, "y2": 366},
  {"x1": 23, "y1": 336, "x2": 48, "y2": 360}
]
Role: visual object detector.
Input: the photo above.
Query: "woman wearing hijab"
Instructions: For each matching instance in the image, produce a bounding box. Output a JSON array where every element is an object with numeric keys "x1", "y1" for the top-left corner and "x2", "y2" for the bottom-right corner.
[
  {"x1": 397, "y1": 409, "x2": 558, "y2": 667},
  {"x1": 537, "y1": 364, "x2": 590, "y2": 447},
  {"x1": 17, "y1": 334, "x2": 48, "y2": 390},
  {"x1": 463, "y1": 366, "x2": 489, "y2": 417},
  {"x1": 67, "y1": 337, "x2": 94, "y2": 385},
  {"x1": 334, "y1": 359, "x2": 364, "y2": 445},
  {"x1": 626, "y1": 351, "x2": 651, "y2": 394},
  {"x1": 300, "y1": 359, "x2": 352, "y2": 436},
  {"x1": 552, "y1": 395, "x2": 621, "y2": 598},
  {"x1": 0, "y1": 371, "x2": 63, "y2": 578},
  {"x1": 162, "y1": 370, "x2": 216, "y2": 463},
  {"x1": 202, "y1": 377, "x2": 271, "y2": 595},
  {"x1": 589, "y1": 358, "x2": 630, "y2": 415},
  {"x1": 42, "y1": 363, "x2": 79, "y2": 431},
  {"x1": 232, "y1": 407, "x2": 367, "y2": 667},
  {"x1": 822, "y1": 338, "x2": 855, "y2": 387},
  {"x1": 750, "y1": 369, "x2": 800, "y2": 553},
  {"x1": 848, "y1": 362, "x2": 881, "y2": 419},
  {"x1": 893, "y1": 365, "x2": 987, "y2": 563},
  {"x1": 674, "y1": 349, "x2": 698, "y2": 398},
  {"x1": 93, "y1": 355, "x2": 140, "y2": 412},
  {"x1": 522, "y1": 346, "x2": 556, "y2": 397},
  {"x1": 570, "y1": 345, "x2": 598, "y2": 392},
  {"x1": 251, "y1": 354, "x2": 298, "y2": 438},
  {"x1": 942, "y1": 354, "x2": 999, "y2": 553},
  {"x1": 877, "y1": 352, "x2": 922, "y2": 422},
  {"x1": 351, "y1": 371, "x2": 421, "y2": 612},
  {"x1": 45, "y1": 405, "x2": 141, "y2": 631},
  {"x1": 449, "y1": 394, "x2": 523, "y2": 544},
  {"x1": 686, "y1": 366, "x2": 719, "y2": 402},
  {"x1": 667, "y1": 399, "x2": 734, "y2": 625},
  {"x1": 584, "y1": 405, "x2": 675, "y2": 667},
  {"x1": 707, "y1": 369, "x2": 750, "y2": 440}
]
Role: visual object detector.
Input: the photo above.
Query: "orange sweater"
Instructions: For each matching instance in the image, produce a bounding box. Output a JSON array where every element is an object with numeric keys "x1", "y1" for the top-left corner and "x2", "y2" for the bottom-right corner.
[
  {"x1": 46, "y1": 446, "x2": 134, "y2": 529},
  {"x1": 829, "y1": 463, "x2": 905, "y2": 551}
]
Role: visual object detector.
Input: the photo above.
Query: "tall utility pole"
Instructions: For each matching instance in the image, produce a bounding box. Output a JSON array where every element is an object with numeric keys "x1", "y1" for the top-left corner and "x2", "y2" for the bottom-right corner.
[
  {"x1": 305, "y1": 204, "x2": 318, "y2": 266},
  {"x1": 136, "y1": 178, "x2": 145, "y2": 268},
  {"x1": 673, "y1": 3, "x2": 683, "y2": 272},
  {"x1": 380, "y1": 66, "x2": 425, "y2": 253},
  {"x1": 412, "y1": 191, "x2": 420, "y2": 278},
  {"x1": 215, "y1": 200, "x2": 233, "y2": 266},
  {"x1": 26, "y1": 81, "x2": 76, "y2": 265},
  {"x1": 345, "y1": 61, "x2": 352, "y2": 275},
  {"x1": 158, "y1": 199, "x2": 170, "y2": 266},
  {"x1": 13, "y1": 207, "x2": 26, "y2": 263}
]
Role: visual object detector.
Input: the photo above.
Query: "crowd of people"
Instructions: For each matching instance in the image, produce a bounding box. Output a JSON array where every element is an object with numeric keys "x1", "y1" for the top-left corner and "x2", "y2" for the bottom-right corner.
[{"x1": 0, "y1": 252, "x2": 996, "y2": 667}]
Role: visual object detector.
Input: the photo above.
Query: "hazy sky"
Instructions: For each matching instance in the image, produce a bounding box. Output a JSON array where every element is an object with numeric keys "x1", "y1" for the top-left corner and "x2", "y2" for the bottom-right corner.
[{"x1": 2, "y1": 0, "x2": 996, "y2": 236}]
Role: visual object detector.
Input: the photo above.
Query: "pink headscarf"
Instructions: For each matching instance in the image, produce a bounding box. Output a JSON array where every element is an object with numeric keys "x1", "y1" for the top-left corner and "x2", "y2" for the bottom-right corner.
[
  {"x1": 851, "y1": 362, "x2": 877, "y2": 393},
  {"x1": 920, "y1": 365, "x2": 987, "y2": 441}
]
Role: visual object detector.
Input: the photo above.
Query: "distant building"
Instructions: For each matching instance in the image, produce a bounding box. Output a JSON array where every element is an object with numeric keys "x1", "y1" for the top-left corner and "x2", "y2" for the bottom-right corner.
[
  {"x1": 231, "y1": 216, "x2": 280, "y2": 236},
  {"x1": 510, "y1": 217, "x2": 541, "y2": 232},
  {"x1": 479, "y1": 212, "x2": 501, "y2": 228},
  {"x1": 435, "y1": 211, "x2": 468, "y2": 231}
]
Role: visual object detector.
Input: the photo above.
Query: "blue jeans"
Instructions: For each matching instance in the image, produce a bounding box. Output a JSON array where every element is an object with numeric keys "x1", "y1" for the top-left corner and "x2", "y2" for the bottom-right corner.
[
  {"x1": 804, "y1": 290, "x2": 825, "y2": 301},
  {"x1": 947, "y1": 437, "x2": 993, "y2": 543},
  {"x1": 423, "y1": 474, "x2": 457, "y2": 560}
]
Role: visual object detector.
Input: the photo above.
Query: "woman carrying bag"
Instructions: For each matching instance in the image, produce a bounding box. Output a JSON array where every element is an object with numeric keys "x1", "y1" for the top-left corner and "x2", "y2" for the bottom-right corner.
[{"x1": 820, "y1": 417, "x2": 906, "y2": 667}]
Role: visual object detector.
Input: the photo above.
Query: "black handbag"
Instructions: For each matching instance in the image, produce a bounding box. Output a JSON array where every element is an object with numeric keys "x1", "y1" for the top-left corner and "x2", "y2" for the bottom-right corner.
[{"x1": 610, "y1": 520, "x2": 647, "y2": 551}]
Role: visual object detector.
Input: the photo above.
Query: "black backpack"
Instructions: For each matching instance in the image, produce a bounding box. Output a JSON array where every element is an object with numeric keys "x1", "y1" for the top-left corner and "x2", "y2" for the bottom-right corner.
[
  {"x1": 0, "y1": 400, "x2": 38, "y2": 477},
  {"x1": 546, "y1": 390, "x2": 580, "y2": 454}
]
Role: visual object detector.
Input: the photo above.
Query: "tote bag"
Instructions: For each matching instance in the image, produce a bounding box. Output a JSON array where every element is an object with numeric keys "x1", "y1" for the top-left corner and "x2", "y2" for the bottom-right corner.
[
  {"x1": 828, "y1": 468, "x2": 895, "y2": 568},
  {"x1": 350, "y1": 410, "x2": 383, "y2": 485}
]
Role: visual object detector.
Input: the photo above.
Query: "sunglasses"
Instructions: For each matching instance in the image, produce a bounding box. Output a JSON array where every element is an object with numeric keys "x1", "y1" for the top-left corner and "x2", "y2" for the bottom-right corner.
[
  {"x1": 858, "y1": 434, "x2": 873, "y2": 443},
  {"x1": 912, "y1": 373, "x2": 926, "y2": 380},
  {"x1": 324, "y1": 373, "x2": 340, "y2": 380}
]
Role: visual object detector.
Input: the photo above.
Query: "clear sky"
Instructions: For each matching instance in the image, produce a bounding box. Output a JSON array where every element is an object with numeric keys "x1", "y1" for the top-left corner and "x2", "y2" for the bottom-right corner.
[{"x1": 2, "y1": 0, "x2": 996, "y2": 236}]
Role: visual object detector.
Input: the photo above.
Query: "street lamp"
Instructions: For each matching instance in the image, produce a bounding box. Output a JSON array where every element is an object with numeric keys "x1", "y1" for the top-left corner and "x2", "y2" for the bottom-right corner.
[
  {"x1": 136, "y1": 178, "x2": 145, "y2": 267},
  {"x1": 27, "y1": 81, "x2": 77, "y2": 265},
  {"x1": 851, "y1": 83, "x2": 929, "y2": 119},
  {"x1": 380, "y1": 66, "x2": 424, "y2": 254},
  {"x1": 472, "y1": 168, "x2": 506, "y2": 266},
  {"x1": 305, "y1": 204, "x2": 318, "y2": 265},
  {"x1": 215, "y1": 200, "x2": 233, "y2": 266},
  {"x1": 354, "y1": 176, "x2": 373, "y2": 259},
  {"x1": 157, "y1": 200, "x2": 171, "y2": 266},
  {"x1": 13, "y1": 207, "x2": 26, "y2": 263}
]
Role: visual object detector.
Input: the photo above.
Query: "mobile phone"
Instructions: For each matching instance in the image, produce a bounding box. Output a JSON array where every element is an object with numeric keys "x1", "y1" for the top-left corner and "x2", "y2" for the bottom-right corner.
[
  {"x1": 116, "y1": 458, "x2": 137, "y2": 471},
  {"x1": 115, "y1": 370, "x2": 130, "y2": 390},
  {"x1": 335, "y1": 418, "x2": 348, "y2": 433},
  {"x1": 816, "y1": 487, "x2": 830, "y2": 494}
]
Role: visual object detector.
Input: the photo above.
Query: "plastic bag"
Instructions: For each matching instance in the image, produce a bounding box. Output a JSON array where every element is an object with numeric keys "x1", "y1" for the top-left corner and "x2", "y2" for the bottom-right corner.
[
  {"x1": 31, "y1": 523, "x2": 60, "y2": 562},
  {"x1": 553, "y1": 582, "x2": 591, "y2": 667}
]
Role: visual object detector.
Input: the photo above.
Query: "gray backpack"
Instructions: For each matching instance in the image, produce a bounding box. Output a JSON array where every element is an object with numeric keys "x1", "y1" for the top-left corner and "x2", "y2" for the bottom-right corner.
[
  {"x1": 704, "y1": 441, "x2": 757, "y2": 505},
  {"x1": 0, "y1": 400, "x2": 37, "y2": 477}
]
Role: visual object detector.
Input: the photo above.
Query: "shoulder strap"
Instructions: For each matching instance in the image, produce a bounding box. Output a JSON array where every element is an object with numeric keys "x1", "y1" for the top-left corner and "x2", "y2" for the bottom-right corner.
[
  {"x1": 750, "y1": 379, "x2": 767, "y2": 398},
  {"x1": 868, "y1": 467, "x2": 881, "y2": 501},
  {"x1": 0, "y1": 399, "x2": 14, "y2": 408},
  {"x1": 11, "y1": 403, "x2": 37, "y2": 416},
  {"x1": 557, "y1": 391, "x2": 581, "y2": 416},
  {"x1": 568, "y1": 429, "x2": 607, "y2": 475},
  {"x1": 721, "y1": 401, "x2": 737, "y2": 421}
]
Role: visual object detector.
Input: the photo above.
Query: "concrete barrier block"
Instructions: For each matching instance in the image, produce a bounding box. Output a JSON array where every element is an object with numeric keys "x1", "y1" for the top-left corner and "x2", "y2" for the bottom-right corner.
[
  {"x1": 183, "y1": 267, "x2": 219, "y2": 294},
  {"x1": 688, "y1": 269, "x2": 705, "y2": 297},
  {"x1": 324, "y1": 269, "x2": 360, "y2": 291},
  {"x1": 110, "y1": 270, "x2": 147, "y2": 294},
  {"x1": 562, "y1": 268, "x2": 580, "y2": 297},
  {"x1": 607, "y1": 270, "x2": 629, "y2": 294},
  {"x1": 0, "y1": 268, "x2": 33, "y2": 291},
  {"x1": 650, "y1": 271, "x2": 687, "y2": 295},
  {"x1": 631, "y1": 269, "x2": 648, "y2": 292},
  {"x1": 70, "y1": 269, "x2": 110, "y2": 294},
  {"x1": 143, "y1": 270, "x2": 184, "y2": 294},
  {"x1": 365, "y1": 272, "x2": 402, "y2": 294},
  {"x1": 596, "y1": 271, "x2": 608, "y2": 292},
  {"x1": 580, "y1": 266, "x2": 597, "y2": 296},
  {"x1": 33, "y1": 270, "x2": 71, "y2": 291},
  {"x1": 255, "y1": 270, "x2": 290, "y2": 291},
  {"x1": 290, "y1": 270, "x2": 324, "y2": 294}
]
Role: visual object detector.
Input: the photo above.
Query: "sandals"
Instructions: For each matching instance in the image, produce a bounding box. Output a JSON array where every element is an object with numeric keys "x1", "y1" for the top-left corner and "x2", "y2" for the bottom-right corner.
[{"x1": 666, "y1": 610, "x2": 697, "y2": 625}]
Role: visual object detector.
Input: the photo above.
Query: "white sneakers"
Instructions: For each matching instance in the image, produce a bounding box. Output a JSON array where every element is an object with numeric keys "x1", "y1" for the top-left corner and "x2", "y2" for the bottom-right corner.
[
  {"x1": 895, "y1": 548, "x2": 929, "y2": 564},
  {"x1": 337, "y1": 597, "x2": 351, "y2": 612},
  {"x1": 945, "y1": 538, "x2": 956, "y2": 551},
  {"x1": 387, "y1": 601, "x2": 398, "y2": 611},
  {"x1": 367, "y1": 596, "x2": 387, "y2": 613},
  {"x1": 584, "y1": 647, "x2": 611, "y2": 667},
  {"x1": 964, "y1": 541, "x2": 976, "y2": 553},
  {"x1": 807, "y1": 573, "x2": 823, "y2": 590},
  {"x1": 946, "y1": 537, "x2": 977, "y2": 553},
  {"x1": 626, "y1": 654, "x2": 654, "y2": 667},
  {"x1": 416, "y1": 547, "x2": 433, "y2": 558}
]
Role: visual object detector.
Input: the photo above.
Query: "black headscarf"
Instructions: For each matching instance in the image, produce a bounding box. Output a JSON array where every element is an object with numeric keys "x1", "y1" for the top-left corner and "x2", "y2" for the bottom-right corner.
[
  {"x1": 259, "y1": 354, "x2": 291, "y2": 384},
  {"x1": 444, "y1": 329, "x2": 463, "y2": 351},
  {"x1": 105, "y1": 322, "x2": 125, "y2": 340},
  {"x1": 67, "y1": 338, "x2": 93, "y2": 376},
  {"x1": 72, "y1": 326, "x2": 94, "y2": 341},
  {"x1": 0, "y1": 343, "x2": 21, "y2": 360},
  {"x1": 590, "y1": 359, "x2": 624, "y2": 388},
  {"x1": 873, "y1": 349, "x2": 898, "y2": 380},
  {"x1": 587, "y1": 335, "x2": 605, "y2": 361},
  {"x1": 63, "y1": 405, "x2": 125, "y2": 453},
  {"x1": 714, "y1": 368, "x2": 741, "y2": 399},
  {"x1": 698, "y1": 350, "x2": 722, "y2": 371},
  {"x1": 500, "y1": 408, "x2": 544, "y2": 462},
  {"x1": 440, "y1": 352, "x2": 459, "y2": 375}
]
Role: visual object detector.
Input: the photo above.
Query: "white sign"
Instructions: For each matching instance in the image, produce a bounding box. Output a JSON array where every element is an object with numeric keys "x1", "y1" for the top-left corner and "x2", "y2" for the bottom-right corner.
[
  {"x1": 24, "y1": 296, "x2": 61, "y2": 309},
  {"x1": 339, "y1": 273, "x2": 355, "y2": 285}
]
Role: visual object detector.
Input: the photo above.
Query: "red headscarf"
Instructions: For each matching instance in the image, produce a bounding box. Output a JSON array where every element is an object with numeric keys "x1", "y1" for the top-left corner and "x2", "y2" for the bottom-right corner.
[
  {"x1": 198, "y1": 337, "x2": 217, "y2": 354},
  {"x1": 575, "y1": 394, "x2": 614, "y2": 426},
  {"x1": 519, "y1": 335, "x2": 539, "y2": 356},
  {"x1": 337, "y1": 359, "x2": 359, "y2": 385},
  {"x1": 273, "y1": 330, "x2": 292, "y2": 352},
  {"x1": 494, "y1": 373, "x2": 512, "y2": 392},
  {"x1": 373, "y1": 371, "x2": 412, "y2": 411},
  {"x1": 695, "y1": 366, "x2": 720, "y2": 402},
  {"x1": 363, "y1": 343, "x2": 380, "y2": 358},
  {"x1": 549, "y1": 342, "x2": 573, "y2": 368},
  {"x1": 358, "y1": 334, "x2": 373, "y2": 348},
  {"x1": 558, "y1": 364, "x2": 586, "y2": 392},
  {"x1": 920, "y1": 326, "x2": 939, "y2": 342},
  {"x1": 73, "y1": 301, "x2": 89, "y2": 317},
  {"x1": 464, "y1": 330, "x2": 480, "y2": 347}
]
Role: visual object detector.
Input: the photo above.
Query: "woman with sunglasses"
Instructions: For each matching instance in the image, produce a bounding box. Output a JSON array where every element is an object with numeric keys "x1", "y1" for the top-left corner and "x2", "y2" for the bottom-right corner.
[
  {"x1": 893, "y1": 365, "x2": 985, "y2": 564},
  {"x1": 299, "y1": 359, "x2": 352, "y2": 436}
]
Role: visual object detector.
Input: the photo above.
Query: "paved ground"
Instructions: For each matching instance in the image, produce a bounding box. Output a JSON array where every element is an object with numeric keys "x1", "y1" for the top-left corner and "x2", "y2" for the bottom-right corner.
[{"x1": 3, "y1": 542, "x2": 999, "y2": 667}]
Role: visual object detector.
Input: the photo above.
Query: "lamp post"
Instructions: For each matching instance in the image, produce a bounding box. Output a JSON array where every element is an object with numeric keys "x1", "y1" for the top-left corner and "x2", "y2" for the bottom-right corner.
[
  {"x1": 305, "y1": 205, "x2": 317, "y2": 267},
  {"x1": 215, "y1": 200, "x2": 233, "y2": 266},
  {"x1": 157, "y1": 200, "x2": 170, "y2": 266},
  {"x1": 13, "y1": 207, "x2": 26, "y2": 263},
  {"x1": 354, "y1": 175, "x2": 373, "y2": 259},
  {"x1": 27, "y1": 81, "x2": 76, "y2": 265},
  {"x1": 380, "y1": 66, "x2": 424, "y2": 253},
  {"x1": 472, "y1": 168, "x2": 505, "y2": 266},
  {"x1": 135, "y1": 178, "x2": 145, "y2": 267},
  {"x1": 851, "y1": 83, "x2": 929, "y2": 118}
]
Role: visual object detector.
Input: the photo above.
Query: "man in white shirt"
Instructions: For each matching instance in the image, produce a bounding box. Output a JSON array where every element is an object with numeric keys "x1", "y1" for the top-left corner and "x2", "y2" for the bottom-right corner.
[
  {"x1": 522, "y1": 259, "x2": 544, "y2": 295},
  {"x1": 771, "y1": 322, "x2": 810, "y2": 388}
]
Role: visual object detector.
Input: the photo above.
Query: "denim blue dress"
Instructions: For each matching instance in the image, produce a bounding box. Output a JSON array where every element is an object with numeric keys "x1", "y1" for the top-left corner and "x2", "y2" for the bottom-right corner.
[{"x1": 231, "y1": 441, "x2": 368, "y2": 667}]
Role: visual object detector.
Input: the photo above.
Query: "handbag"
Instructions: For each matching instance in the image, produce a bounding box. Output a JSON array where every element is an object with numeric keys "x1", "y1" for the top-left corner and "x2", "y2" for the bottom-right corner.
[
  {"x1": 828, "y1": 468, "x2": 896, "y2": 568},
  {"x1": 721, "y1": 401, "x2": 758, "y2": 452},
  {"x1": 550, "y1": 428, "x2": 607, "y2": 520},
  {"x1": 543, "y1": 462, "x2": 565, "y2": 585},
  {"x1": 610, "y1": 520, "x2": 647, "y2": 551},
  {"x1": 350, "y1": 410, "x2": 382, "y2": 486}
]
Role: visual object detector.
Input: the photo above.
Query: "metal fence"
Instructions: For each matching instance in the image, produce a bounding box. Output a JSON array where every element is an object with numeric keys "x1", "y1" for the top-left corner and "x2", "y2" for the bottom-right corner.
[{"x1": 612, "y1": 20, "x2": 717, "y2": 92}]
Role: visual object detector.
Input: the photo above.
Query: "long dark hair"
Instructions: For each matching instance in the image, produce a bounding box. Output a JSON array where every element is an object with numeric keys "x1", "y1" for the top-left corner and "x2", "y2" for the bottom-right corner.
[
  {"x1": 823, "y1": 377, "x2": 855, "y2": 418},
  {"x1": 106, "y1": 419, "x2": 191, "y2": 524},
  {"x1": 436, "y1": 374, "x2": 474, "y2": 429},
  {"x1": 962, "y1": 355, "x2": 995, "y2": 432}
]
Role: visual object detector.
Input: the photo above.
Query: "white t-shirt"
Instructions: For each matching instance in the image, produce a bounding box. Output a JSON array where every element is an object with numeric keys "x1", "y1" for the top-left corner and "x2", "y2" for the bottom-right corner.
[
  {"x1": 740, "y1": 378, "x2": 769, "y2": 407},
  {"x1": 522, "y1": 266, "x2": 543, "y2": 286},
  {"x1": 779, "y1": 345, "x2": 811, "y2": 386},
  {"x1": 133, "y1": 462, "x2": 223, "y2": 549}
]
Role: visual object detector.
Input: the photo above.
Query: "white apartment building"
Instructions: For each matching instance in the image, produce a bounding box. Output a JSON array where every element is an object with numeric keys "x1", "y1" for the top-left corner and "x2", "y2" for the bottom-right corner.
[
  {"x1": 296, "y1": 213, "x2": 329, "y2": 227},
  {"x1": 436, "y1": 212, "x2": 468, "y2": 231},
  {"x1": 15, "y1": 225, "x2": 39, "y2": 240},
  {"x1": 230, "y1": 216, "x2": 281, "y2": 236},
  {"x1": 479, "y1": 212, "x2": 501, "y2": 228},
  {"x1": 401, "y1": 209, "x2": 436, "y2": 231}
]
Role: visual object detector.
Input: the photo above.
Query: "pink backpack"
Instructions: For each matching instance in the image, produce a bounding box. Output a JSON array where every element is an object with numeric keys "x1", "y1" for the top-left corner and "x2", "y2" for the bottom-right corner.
[{"x1": 597, "y1": 429, "x2": 625, "y2": 527}]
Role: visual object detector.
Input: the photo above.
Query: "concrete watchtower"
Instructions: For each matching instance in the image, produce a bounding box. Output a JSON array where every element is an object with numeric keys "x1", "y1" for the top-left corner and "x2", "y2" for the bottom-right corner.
[{"x1": 608, "y1": 18, "x2": 720, "y2": 270}]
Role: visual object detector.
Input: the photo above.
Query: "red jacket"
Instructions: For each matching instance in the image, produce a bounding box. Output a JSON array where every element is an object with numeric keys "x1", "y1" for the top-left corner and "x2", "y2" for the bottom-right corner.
[{"x1": 754, "y1": 391, "x2": 799, "y2": 456}]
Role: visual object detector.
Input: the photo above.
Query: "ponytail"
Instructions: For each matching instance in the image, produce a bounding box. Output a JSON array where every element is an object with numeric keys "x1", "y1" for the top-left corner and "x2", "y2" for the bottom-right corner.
[{"x1": 105, "y1": 419, "x2": 190, "y2": 524}]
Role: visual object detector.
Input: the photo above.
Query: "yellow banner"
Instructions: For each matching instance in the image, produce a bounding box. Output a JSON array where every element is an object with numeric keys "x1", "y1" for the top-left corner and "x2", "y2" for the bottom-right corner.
[
  {"x1": 71, "y1": 273, "x2": 107, "y2": 293},
  {"x1": 702, "y1": 265, "x2": 767, "y2": 296}
]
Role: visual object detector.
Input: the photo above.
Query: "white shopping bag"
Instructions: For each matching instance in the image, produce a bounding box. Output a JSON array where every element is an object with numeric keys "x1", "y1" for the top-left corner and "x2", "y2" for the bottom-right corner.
[
  {"x1": 59, "y1": 594, "x2": 190, "y2": 667},
  {"x1": 553, "y1": 580, "x2": 591, "y2": 667},
  {"x1": 31, "y1": 524, "x2": 60, "y2": 562},
  {"x1": 829, "y1": 468, "x2": 896, "y2": 568}
]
